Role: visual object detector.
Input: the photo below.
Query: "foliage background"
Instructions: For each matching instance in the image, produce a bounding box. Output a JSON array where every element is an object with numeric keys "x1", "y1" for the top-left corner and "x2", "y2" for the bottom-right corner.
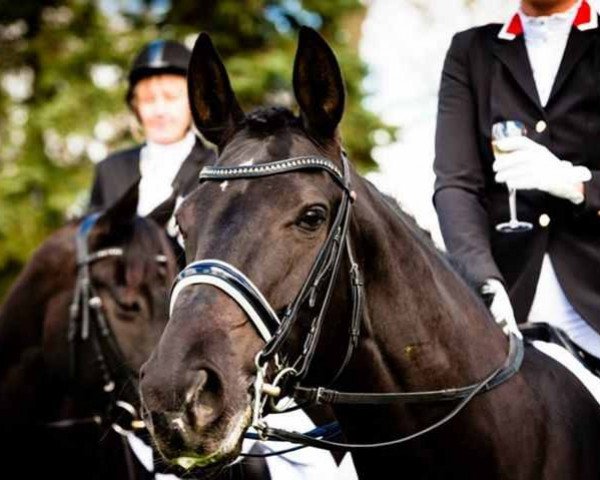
[{"x1": 0, "y1": 0, "x2": 394, "y2": 299}]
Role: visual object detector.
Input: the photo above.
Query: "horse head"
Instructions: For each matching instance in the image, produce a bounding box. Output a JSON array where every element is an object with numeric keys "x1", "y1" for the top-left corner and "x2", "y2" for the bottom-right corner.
[
  {"x1": 68, "y1": 184, "x2": 178, "y2": 388},
  {"x1": 0, "y1": 182, "x2": 178, "y2": 423},
  {"x1": 139, "y1": 27, "x2": 355, "y2": 469}
]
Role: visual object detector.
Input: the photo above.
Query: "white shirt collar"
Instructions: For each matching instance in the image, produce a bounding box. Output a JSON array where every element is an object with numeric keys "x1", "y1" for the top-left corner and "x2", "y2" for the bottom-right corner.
[
  {"x1": 517, "y1": 3, "x2": 582, "y2": 107},
  {"x1": 498, "y1": 0, "x2": 598, "y2": 40},
  {"x1": 137, "y1": 130, "x2": 196, "y2": 216},
  {"x1": 519, "y1": 0, "x2": 580, "y2": 36},
  {"x1": 144, "y1": 130, "x2": 196, "y2": 167},
  {"x1": 519, "y1": 0, "x2": 581, "y2": 23}
]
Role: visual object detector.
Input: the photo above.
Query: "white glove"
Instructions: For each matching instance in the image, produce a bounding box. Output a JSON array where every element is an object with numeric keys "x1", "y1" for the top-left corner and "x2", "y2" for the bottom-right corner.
[
  {"x1": 493, "y1": 136, "x2": 591, "y2": 205},
  {"x1": 481, "y1": 278, "x2": 522, "y2": 339}
]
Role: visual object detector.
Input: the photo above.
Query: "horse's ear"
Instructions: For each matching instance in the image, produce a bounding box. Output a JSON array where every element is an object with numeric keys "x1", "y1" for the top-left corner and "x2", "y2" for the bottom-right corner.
[
  {"x1": 87, "y1": 180, "x2": 139, "y2": 246},
  {"x1": 96, "y1": 180, "x2": 139, "y2": 232},
  {"x1": 188, "y1": 32, "x2": 245, "y2": 147},
  {"x1": 146, "y1": 195, "x2": 176, "y2": 228},
  {"x1": 293, "y1": 27, "x2": 345, "y2": 138}
]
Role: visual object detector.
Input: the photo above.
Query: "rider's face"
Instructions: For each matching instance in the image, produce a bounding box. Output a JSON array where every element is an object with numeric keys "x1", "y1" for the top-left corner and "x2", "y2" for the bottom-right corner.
[{"x1": 133, "y1": 74, "x2": 192, "y2": 145}]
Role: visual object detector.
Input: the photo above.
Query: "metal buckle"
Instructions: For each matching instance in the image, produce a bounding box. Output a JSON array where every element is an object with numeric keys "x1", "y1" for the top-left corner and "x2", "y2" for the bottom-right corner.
[
  {"x1": 269, "y1": 366, "x2": 299, "y2": 412},
  {"x1": 111, "y1": 400, "x2": 143, "y2": 437},
  {"x1": 252, "y1": 352, "x2": 269, "y2": 431},
  {"x1": 315, "y1": 386, "x2": 326, "y2": 404}
]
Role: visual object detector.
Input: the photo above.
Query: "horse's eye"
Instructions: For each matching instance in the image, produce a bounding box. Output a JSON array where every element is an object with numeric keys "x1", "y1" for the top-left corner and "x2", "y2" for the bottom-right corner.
[{"x1": 296, "y1": 206, "x2": 327, "y2": 231}]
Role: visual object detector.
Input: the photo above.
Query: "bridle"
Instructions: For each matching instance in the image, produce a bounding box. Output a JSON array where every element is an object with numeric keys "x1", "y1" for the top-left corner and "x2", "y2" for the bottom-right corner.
[
  {"x1": 169, "y1": 153, "x2": 524, "y2": 451},
  {"x1": 170, "y1": 155, "x2": 361, "y2": 378},
  {"x1": 52, "y1": 213, "x2": 167, "y2": 437}
]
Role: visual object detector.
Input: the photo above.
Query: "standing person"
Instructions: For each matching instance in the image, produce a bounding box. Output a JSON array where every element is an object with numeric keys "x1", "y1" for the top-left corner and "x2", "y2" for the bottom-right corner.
[
  {"x1": 433, "y1": 0, "x2": 600, "y2": 370},
  {"x1": 89, "y1": 39, "x2": 215, "y2": 231}
]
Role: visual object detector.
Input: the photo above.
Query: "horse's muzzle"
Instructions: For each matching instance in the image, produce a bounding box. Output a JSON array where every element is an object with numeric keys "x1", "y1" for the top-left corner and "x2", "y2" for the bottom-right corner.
[{"x1": 140, "y1": 364, "x2": 227, "y2": 456}]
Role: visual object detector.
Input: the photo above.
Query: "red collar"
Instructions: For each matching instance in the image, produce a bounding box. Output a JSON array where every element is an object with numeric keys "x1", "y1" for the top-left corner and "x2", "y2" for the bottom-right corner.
[{"x1": 498, "y1": 0, "x2": 597, "y2": 40}]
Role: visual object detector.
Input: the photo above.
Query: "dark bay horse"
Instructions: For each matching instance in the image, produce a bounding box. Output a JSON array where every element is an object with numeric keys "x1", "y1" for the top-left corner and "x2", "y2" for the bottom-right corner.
[
  {"x1": 140, "y1": 28, "x2": 600, "y2": 479},
  {"x1": 0, "y1": 186, "x2": 178, "y2": 479}
]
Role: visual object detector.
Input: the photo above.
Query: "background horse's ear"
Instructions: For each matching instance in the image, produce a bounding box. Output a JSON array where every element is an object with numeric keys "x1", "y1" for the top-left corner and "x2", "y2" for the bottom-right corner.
[
  {"x1": 92, "y1": 180, "x2": 140, "y2": 241},
  {"x1": 146, "y1": 194, "x2": 176, "y2": 228},
  {"x1": 188, "y1": 32, "x2": 245, "y2": 147},
  {"x1": 102, "y1": 179, "x2": 139, "y2": 224},
  {"x1": 293, "y1": 26, "x2": 345, "y2": 138}
]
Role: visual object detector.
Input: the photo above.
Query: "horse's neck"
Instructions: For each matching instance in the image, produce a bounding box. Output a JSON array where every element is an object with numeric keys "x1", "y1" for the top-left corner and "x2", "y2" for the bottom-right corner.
[
  {"x1": 0, "y1": 226, "x2": 76, "y2": 375},
  {"x1": 0, "y1": 236, "x2": 106, "y2": 425},
  {"x1": 350, "y1": 185, "x2": 507, "y2": 393}
]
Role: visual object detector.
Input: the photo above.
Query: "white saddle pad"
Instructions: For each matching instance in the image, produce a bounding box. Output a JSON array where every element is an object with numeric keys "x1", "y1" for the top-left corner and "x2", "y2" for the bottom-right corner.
[
  {"x1": 532, "y1": 340, "x2": 600, "y2": 403},
  {"x1": 126, "y1": 432, "x2": 180, "y2": 479}
]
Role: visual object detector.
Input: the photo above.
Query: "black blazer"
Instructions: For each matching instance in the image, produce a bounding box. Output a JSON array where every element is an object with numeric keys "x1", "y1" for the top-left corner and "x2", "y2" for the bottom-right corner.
[
  {"x1": 433, "y1": 3, "x2": 600, "y2": 329},
  {"x1": 89, "y1": 137, "x2": 215, "y2": 214}
]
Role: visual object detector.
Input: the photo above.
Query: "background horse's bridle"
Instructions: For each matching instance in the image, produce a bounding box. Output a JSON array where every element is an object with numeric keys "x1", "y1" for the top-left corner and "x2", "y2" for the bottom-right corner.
[
  {"x1": 56, "y1": 213, "x2": 166, "y2": 436},
  {"x1": 169, "y1": 153, "x2": 524, "y2": 451}
]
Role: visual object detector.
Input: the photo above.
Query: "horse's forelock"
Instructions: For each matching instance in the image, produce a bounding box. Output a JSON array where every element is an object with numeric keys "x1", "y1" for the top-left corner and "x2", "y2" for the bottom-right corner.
[
  {"x1": 225, "y1": 106, "x2": 342, "y2": 168},
  {"x1": 81, "y1": 216, "x2": 169, "y2": 291},
  {"x1": 123, "y1": 217, "x2": 172, "y2": 285},
  {"x1": 244, "y1": 107, "x2": 301, "y2": 134}
]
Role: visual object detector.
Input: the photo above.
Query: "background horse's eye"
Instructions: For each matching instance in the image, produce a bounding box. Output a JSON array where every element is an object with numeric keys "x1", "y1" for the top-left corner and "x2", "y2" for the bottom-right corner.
[{"x1": 296, "y1": 206, "x2": 327, "y2": 231}]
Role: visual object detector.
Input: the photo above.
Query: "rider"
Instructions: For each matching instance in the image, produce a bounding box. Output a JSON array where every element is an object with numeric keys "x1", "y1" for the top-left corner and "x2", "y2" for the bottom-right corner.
[
  {"x1": 89, "y1": 39, "x2": 215, "y2": 238},
  {"x1": 433, "y1": 0, "x2": 600, "y2": 370}
]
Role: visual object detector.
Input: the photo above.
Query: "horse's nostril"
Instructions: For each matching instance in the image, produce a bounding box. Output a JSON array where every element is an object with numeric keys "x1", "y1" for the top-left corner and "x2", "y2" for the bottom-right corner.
[
  {"x1": 190, "y1": 369, "x2": 221, "y2": 398},
  {"x1": 186, "y1": 368, "x2": 224, "y2": 428},
  {"x1": 119, "y1": 300, "x2": 141, "y2": 313}
]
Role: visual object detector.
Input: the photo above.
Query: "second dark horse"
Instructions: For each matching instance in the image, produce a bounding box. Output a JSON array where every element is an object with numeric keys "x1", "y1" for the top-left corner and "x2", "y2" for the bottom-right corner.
[
  {"x1": 0, "y1": 187, "x2": 178, "y2": 479},
  {"x1": 0, "y1": 187, "x2": 269, "y2": 480}
]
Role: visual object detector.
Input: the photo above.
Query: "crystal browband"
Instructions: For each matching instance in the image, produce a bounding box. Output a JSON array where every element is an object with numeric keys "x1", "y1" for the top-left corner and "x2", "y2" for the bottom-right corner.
[{"x1": 199, "y1": 156, "x2": 348, "y2": 190}]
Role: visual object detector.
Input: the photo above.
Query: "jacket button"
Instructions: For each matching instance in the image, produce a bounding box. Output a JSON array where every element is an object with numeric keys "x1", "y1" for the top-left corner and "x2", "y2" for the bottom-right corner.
[
  {"x1": 535, "y1": 120, "x2": 547, "y2": 133},
  {"x1": 539, "y1": 213, "x2": 551, "y2": 227}
]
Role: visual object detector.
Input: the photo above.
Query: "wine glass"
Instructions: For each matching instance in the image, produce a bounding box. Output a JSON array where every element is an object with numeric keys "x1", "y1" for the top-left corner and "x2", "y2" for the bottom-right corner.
[{"x1": 492, "y1": 121, "x2": 533, "y2": 233}]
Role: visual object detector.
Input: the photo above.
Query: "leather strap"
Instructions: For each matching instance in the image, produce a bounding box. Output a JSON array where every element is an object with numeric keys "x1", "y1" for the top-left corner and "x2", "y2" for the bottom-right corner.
[{"x1": 293, "y1": 332, "x2": 523, "y2": 405}]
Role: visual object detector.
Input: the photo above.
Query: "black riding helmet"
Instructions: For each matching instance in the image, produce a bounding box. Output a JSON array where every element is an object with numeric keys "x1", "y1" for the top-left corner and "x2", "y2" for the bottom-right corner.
[{"x1": 126, "y1": 39, "x2": 191, "y2": 106}]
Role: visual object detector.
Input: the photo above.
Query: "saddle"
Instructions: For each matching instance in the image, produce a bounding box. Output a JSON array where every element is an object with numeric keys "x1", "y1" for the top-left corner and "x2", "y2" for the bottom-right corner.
[{"x1": 519, "y1": 322, "x2": 600, "y2": 377}]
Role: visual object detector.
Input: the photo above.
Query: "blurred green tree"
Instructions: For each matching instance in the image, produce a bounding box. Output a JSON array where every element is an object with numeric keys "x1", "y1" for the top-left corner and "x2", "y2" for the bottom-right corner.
[{"x1": 0, "y1": 0, "x2": 394, "y2": 299}]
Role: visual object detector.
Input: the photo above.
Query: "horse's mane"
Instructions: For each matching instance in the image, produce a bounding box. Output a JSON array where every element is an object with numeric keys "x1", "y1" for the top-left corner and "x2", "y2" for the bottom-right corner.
[{"x1": 365, "y1": 180, "x2": 481, "y2": 293}]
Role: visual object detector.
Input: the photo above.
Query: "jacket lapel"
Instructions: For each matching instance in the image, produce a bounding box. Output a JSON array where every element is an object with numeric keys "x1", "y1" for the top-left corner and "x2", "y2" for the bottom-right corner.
[
  {"x1": 128, "y1": 148, "x2": 142, "y2": 179},
  {"x1": 123, "y1": 146, "x2": 142, "y2": 190},
  {"x1": 492, "y1": 35, "x2": 542, "y2": 110},
  {"x1": 492, "y1": 2, "x2": 599, "y2": 110},
  {"x1": 171, "y1": 137, "x2": 216, "y2": 196},
  {"x1": 548, "y1": 21, "x2": 598, "y2": 103}
]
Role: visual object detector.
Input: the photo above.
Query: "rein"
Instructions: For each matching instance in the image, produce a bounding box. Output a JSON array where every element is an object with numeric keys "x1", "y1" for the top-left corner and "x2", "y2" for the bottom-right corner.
[
  {"x1": 267, "y1": 333, "x2": 523, "y2": 450},
  {"x1": 169, "y1": 154, "x2": 524, "y2": 452}
]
